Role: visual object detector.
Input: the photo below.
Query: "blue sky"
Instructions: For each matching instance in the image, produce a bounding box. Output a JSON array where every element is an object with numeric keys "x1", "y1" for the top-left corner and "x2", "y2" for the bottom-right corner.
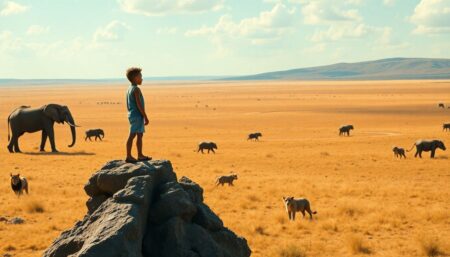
[{"x1": 0, "y1": 0, "x2": 449, "y2": 79}]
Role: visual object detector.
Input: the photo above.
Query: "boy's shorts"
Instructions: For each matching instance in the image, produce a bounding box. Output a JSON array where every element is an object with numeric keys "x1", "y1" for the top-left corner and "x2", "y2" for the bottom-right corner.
[{"x1": 129, "y1": 116, "x2": 145, "y2": 133}]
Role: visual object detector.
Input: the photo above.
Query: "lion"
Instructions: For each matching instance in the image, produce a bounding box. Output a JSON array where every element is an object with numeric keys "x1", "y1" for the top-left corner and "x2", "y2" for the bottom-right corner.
[
  {"x1": 215, "y1": 174, "x2": 238, "y2": 186},
  {"x1": 282, "y1": 196, "x2": 317, "y2": 220}
]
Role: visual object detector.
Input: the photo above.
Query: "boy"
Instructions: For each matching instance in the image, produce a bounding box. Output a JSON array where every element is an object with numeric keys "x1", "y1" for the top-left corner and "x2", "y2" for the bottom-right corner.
[{"x1": 125, "y1": 67, "x2": 151, "y2": 163}]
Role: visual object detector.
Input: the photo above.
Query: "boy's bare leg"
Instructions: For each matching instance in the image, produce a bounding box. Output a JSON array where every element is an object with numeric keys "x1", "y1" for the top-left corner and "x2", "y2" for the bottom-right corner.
[
  {"x1": 136, "y1": 133, "x2": 145, "y2": 159},
  {"x1": 126, "y1": 133, "x2": 137, "y2": 160}
]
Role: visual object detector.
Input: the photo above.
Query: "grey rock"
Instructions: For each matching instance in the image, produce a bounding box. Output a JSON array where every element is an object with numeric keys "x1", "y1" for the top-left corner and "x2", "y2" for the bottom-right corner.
[
  {"x1": 193, "y1": 203, "x2": 224, "y2": 232},
  {"x1": 86, "y1": 194, "x2": 108, "y2": 214},
  {"x1": 7, "y1": 217, "x2": 24, "y2": 224},
  {"x1": 84, "y1": 160, "x2": 176, "y2": 197},
  {"x1": 44, "y1": 159, "x2": 251, "y2": 257},
  {"x1": 179, "y1": 176, "x2": 204, "y2": 204},
  {"x1": 148, "y1": 182, "x2": 197, "y2": 224}
]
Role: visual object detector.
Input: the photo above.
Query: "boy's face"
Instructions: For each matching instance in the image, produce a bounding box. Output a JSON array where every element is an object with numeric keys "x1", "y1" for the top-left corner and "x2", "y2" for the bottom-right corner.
[{"x1": 133, "y1": 73, "x2": 143, "y2": 85}]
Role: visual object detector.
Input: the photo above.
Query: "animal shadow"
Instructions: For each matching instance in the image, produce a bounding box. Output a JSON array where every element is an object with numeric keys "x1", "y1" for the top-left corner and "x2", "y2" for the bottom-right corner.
[{"x1": 22, "y1": 151, "x2": 95, "y2": 156}]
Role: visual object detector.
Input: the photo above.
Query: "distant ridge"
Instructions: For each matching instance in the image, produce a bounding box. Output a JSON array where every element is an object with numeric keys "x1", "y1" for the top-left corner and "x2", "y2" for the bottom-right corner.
[
  {"x1": 2, "y1": 58, "x2": 449, "y2": 84},
  {"x1": 0, "y1": 76, "x2": 224, "y2": 86},
  {"x1": 224, "y1": 58, "x2": 450, "y2": 81}
]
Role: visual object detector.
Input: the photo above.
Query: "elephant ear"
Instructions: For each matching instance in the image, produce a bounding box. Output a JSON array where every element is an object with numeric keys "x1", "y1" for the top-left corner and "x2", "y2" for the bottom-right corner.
[{"x1": 44, "y1": 104, "x2": 61, "y2": 123}]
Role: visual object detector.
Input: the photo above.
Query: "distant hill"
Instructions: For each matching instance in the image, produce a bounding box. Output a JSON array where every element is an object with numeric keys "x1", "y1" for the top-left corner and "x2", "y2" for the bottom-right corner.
[
  {"x1": 224, "y1": 58, "x2": 450, "y2": 81},
  {"x1": 2, "y1": 58, "x2": 449, "y2": 84},
  {"x1": 0, "y1": 76, "x2": 224, "y2": 86}
]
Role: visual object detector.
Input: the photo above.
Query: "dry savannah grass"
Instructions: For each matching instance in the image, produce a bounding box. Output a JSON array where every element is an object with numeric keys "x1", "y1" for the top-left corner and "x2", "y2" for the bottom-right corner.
[{"x1": 0, "y1": 80, "x2": 449, "y2": 257}]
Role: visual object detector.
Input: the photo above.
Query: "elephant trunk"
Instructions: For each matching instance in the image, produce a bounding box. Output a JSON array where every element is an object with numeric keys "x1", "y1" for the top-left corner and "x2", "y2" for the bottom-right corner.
[{"x1": 66, "y1": 114, "x2": 76, "y2": 148}]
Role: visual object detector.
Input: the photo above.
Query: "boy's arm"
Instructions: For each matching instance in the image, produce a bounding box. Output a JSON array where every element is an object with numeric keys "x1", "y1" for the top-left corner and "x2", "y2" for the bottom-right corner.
[{"x1": 134, "y1": 88, "x2": 149, "y2": 125}]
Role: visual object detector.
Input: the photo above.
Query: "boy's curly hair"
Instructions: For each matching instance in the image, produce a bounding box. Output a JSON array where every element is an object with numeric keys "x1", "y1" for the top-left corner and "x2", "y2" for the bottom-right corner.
[{"x1": 126, "y1": 67, "x2": 142, "y2": 83}]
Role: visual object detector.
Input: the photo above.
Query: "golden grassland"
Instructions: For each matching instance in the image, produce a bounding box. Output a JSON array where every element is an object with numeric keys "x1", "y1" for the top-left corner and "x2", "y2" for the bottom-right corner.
[{"x1": 0, "y1": 80, "x2": 449, "y2": 257}]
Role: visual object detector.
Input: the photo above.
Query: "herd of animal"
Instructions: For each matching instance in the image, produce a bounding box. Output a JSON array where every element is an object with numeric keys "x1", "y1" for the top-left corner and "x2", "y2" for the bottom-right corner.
[{"x1": 5, "y1": 102, "x2": 449, "y2": 222}]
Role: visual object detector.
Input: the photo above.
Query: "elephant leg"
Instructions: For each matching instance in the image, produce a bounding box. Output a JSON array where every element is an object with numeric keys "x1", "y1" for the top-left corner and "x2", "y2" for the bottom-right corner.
[
  {"x1": 40, "y1": 130, "x2": 48, "y2": 151},
  {"x1": 431, "y1": 149, "x2": 435, "y2": 158},
  {"x1": 292, "y1": 212, "x2": 296, "y2": 221},
  {"x1": 13, "y1": 133, "x2": 22, "y2": 153},
  {"x1": 301, "y1": 210, "x2": 305, "y2": 218},
  {"x1": 85, "y1": 135, "x2": 88, "y2": 141},
  {"x1": 7, "y1": 135, "x2": 15, "y2": 153},
  {"x1": 89, "y1": 136, "x2": 92, "y2": 141},
  {"x1": 418, "y1": 151, "x2": 422, "y2": 158},
  {"x1": 47, "y1": 126, "x2": 58, "y2": 152},
  {"x1": 95, "y1": 135, "x2": 98, "y2": 141},
  {"x1": 211, "y1": 148, "x2": 216, "y2": 154}
]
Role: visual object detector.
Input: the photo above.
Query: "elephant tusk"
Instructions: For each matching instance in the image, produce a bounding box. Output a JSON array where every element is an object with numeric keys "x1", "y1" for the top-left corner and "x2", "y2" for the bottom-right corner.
[{"x1": 66, "y1": 121, "x2": 81, "y2": 127}]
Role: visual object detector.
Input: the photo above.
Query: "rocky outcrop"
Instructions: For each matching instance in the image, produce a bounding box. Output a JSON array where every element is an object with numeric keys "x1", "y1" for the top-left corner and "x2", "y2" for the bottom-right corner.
[{"x1": 43, "y1": 160, "x2": 251, "y2": 257}]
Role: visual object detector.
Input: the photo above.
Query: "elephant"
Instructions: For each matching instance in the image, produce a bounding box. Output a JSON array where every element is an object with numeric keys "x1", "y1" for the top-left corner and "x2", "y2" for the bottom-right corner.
[
  {"x1": 247, "y1": 132, "x2": 262, "y2": 141},
  {"x1": 339, "y1": 125, "x2": 354, "y2": 136},
  {"x1": 438, "y1": 103, "x2": 445, "y2": 108},
  {"x1": 197, "y1": 141, "x2": 217, "y2": 154},
  {"x1": 85, "y1": 129, "x2": 104, "y2": 141},
  {"x1": 407, "y1": 139, "x2": 446, "y2": 158},
  {"x1": 7, "y1": 104, "x2": 78, "y2": 153},
  {"x1": 443, "y1": 123, "x2": 450, "y2": 131}
]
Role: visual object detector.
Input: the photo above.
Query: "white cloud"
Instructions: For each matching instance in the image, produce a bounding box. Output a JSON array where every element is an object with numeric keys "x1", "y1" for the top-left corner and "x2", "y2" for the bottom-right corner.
[
  {"x1": 374, "y1": 27, "x2": 409, "y2": 50},
  {"x1": 410, "y1": 0, "x2": 450, "y2": 34},
  {"x1": 301, "y1": 0, "x2": 362, "y2": 25},
  {"x1": 0, "y1": 31, "x2": 22, "y2": 52},
  {"x1": 156, "y1": 27, "x2": 178, "y2": 35},
  {"x1": 310, "y1": 23, "x2": 369, "y2": 42},
  {"x1": 300, "y1": 0, "x2": 385, "y2": 43},
  {"x1": 26, "y1": 25, "x2": 50, "y2": 36},
  {"x1": 93, "y1": 21, "x2": 130, "y2": 43},
  {"x1": 383, "y1": 0, "x2": 395, "y2": 6},
  {"x1": 186, "y1": 3, "x2": 297, "y2": 44},
  {"x1": 118, "y1": 0, "x2": 224, "y2": 16},
  {"x1": 0, "y1": 1, "x2": 28, "y2": 16}
]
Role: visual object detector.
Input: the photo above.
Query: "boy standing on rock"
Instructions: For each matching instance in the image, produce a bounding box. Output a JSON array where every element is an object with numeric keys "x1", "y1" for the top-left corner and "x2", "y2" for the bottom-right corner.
[{"x1": 125, "y1": 67, "x2": 151, "y2": 163}]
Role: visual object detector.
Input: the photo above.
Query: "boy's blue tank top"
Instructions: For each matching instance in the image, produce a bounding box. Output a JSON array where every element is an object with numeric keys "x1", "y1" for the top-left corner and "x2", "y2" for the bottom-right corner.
[{"x1": 126, "y1": 85, "x2": 145, "y2": 119}]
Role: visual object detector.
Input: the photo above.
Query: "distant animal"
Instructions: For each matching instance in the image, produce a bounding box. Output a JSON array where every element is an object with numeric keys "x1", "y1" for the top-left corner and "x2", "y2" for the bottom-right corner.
[
  {"x1": 7, "y1": 104, "x2": 78, "y2": 153},
  {"x1": 407, "y1": 139, "x2": 446, "y2": 158},
  {"x1": 443, "y1": 123, "x2": 450, "y2": 131},
  {"x1": 85, "y1": 129, "x2": 105, "y2": 141},
  {"x1": 247, "y1": 132, "x2": 262, "y2": 141},
  {"x1": 215, "y1": 174, "x2": 238, "y2": 186},
  {"x1": 339, "y1": 125, "x2": 354, "y2": 136},
  {"x1": 392, "y1": 146, "x2": 406, "y2": 158},
  {"x1": 438, "y1": 103, "x2": 445, "y2": 108},
  {"x1": 197, "y1": 141, "x2": 217, "y2": 154},
  {"x1": 282, "y1": 196, "x2": 317, "y2": 220},
  {"x1": 10, "y1": 174, "x2": 28, "y2": 197}
]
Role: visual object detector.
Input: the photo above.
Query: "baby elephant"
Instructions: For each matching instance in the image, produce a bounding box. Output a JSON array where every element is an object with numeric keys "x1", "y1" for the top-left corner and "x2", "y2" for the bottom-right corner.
[
  {"x1": 10, "y1": 173, "x2": 28, "y2": 197},
  {"x1": 282, "y1": 196, "x2": 317, "y2": 220},
  {"x1": 215, "y1": 174, "x2": 238, "y2": 186},
  {"x1": 197, "y1": 141, "x2": 217, "y2": 154},
  {"x1": 443, "y1": 123, "x2": 450, "y2": 131},
  {"x1": 85, "y1": 129, "x2": 105, "y2": 141},
  {"x1": 339, "y1": 125, "x2": 354, "y2": 136},
  {"x1": 392, "y1": 146, "x2": 406, "y2": 158},
  {"x1": 247, "y1": 132, "x2": 262, "y2": 141}
]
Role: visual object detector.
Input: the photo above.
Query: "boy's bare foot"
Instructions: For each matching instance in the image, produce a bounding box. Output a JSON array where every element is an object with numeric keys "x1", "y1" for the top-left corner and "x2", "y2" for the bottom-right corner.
[
  {"x1": 137, "y1": 155, "x2": 152, "y2": 161},
  {"x1": 125, "y1": 156, "x2": 138, "y2": 163}
]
